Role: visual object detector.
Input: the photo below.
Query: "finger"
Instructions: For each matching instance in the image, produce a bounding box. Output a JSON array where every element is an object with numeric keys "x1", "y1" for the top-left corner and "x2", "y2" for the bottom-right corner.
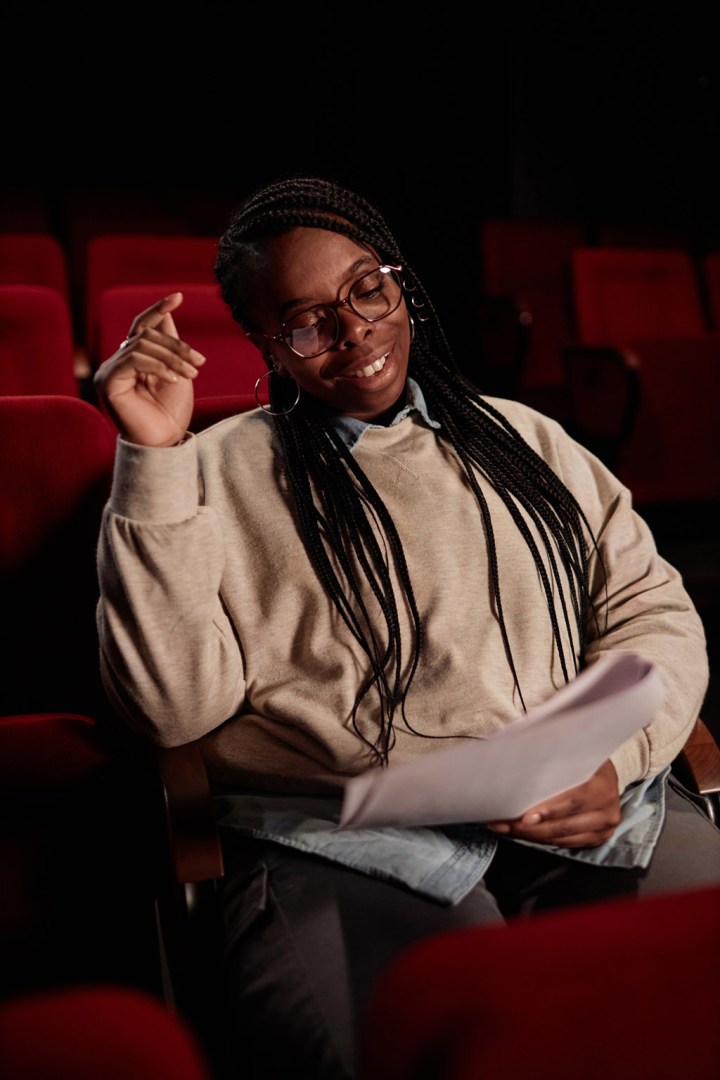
[
  {"x1": 128, "y1": 292, "x2": 185, "y2": 339},
  {"x1": 490, "y1": 809, "x2": 618, "y2": 844},
  {"x1": 120, "y1": 341, "x2": 205, "y2": 384}
]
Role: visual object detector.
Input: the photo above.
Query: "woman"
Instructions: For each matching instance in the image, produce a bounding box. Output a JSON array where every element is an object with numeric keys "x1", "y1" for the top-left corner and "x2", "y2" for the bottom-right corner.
[{"x1": 94, "y1": 175, "x2": 720, "y2": 1079}]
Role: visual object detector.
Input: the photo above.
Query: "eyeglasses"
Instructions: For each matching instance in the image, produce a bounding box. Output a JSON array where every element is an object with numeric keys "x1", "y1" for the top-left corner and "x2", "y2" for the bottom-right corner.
[{"x1": 257, "y1": 264, "x2": 404, "y2": 359}]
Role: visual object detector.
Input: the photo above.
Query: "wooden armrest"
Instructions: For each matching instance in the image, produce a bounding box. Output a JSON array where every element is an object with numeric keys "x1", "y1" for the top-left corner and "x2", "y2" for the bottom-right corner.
[
  {"x1": 678, "y1": 718, "x2": 720, "y2": 798},
  {"x1": 154, "y1": 743, "x2": 224, "y2": 885}
]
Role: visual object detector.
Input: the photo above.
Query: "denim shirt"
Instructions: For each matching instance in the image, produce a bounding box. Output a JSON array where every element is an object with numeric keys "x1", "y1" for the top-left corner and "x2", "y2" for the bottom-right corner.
[{"x1": 214, "y1": 378, "x2": 668, "y2": 904}]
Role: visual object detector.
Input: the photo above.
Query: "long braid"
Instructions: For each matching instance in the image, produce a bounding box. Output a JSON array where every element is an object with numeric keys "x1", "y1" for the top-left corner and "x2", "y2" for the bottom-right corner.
[{"x1": 215, "y1": 175, "x2": 605, "y2": 764}]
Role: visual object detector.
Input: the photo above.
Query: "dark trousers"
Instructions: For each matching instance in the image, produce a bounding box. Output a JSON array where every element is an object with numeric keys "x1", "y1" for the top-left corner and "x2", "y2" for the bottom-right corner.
[{"x1": 216, "y1": 777, "x2": 720, "y2": 1079}]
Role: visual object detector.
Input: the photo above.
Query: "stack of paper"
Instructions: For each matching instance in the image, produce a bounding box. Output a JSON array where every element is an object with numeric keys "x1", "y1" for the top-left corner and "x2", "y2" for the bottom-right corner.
[{"x1": 338, "y1": 653, "x2": 665, "y2": 830}]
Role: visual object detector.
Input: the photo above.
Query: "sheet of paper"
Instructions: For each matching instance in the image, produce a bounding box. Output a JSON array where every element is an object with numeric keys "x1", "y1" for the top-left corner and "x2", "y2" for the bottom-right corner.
[{"x1": 338, "y1": 653, "x2": 665, "y2": 830}]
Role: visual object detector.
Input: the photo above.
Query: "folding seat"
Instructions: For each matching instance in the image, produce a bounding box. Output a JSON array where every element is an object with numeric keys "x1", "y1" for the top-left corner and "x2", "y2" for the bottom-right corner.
[
  {"x1": 0, "y1": 395, "x2": 224, "y2": 1017},
  {"x1": 563, "y1": 341, "x2": 720, "y2": 506},
  {"x1": 564, "y1": 246, "x2": 720, "y2": 507},
  {"x1": 84, "y1": 233, "x2": 220, "y2": 366},
  {"x1": 0, "y1": 985, "x2": 214, "y2": 1080},
  {"x1": 96, "y1": 282, "x2": 267, "y2": 398},
  {"x1": 0, "y1": 284, "x2": 79, "y2": 396},
  {"x1": 359, "y1": 882, "x2": 720, "y2": 1079},
  {"x1": 594, "y1": 221, "x2": 693, "y2": 251},
  {"x1": 477, "y1": 218, "x2": 586, "y2": 417},
  {"x1": 0, "y1": 233, "x2": 70, "y2": 301},
  {"x1": 571, "y1": 246, "x2": 709, "y2": 344},
  {"x1": 190, "y1": 392, "x2": 260, "y2": 433}
]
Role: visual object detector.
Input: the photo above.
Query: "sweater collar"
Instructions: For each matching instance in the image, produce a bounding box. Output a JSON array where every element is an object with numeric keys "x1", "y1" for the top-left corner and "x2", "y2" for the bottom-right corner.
[{"x1": 326, "y1": 377, "x2": 441, "y2": 452}]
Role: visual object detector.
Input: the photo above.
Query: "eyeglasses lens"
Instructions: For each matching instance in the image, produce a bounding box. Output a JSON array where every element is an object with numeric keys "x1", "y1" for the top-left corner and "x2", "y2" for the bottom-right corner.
[{"x1": 282, "y1": 267, "x2": 402, "y2": 358}]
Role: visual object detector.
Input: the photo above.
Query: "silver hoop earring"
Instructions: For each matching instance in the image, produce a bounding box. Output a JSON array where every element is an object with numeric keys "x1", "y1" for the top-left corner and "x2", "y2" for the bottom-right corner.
[
  {"x1": 409, "y1": 314, "x2": 416, "y2": 341},
  {"x1": 254, "y1": 368, "x2": 301, "y2": 416}
]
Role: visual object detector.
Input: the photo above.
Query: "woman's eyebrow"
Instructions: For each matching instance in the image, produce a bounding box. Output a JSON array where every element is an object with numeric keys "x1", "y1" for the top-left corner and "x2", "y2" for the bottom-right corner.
[{"x1": 277, "y1": 256, "x2": 377, "y2": 319}]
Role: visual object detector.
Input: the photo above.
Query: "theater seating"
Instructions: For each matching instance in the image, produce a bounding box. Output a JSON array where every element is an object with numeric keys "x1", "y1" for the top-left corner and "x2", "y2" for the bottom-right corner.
[
  {"x1": 477, "y1": 217, "x2": 585, "y2": 417},
  {"x1": 563, "y1": 246, "x2": 720, "y2": 506},
  {"x1": 571, "y1": 246, "x2": 710, "y2": 343},
  {"x1": 359, "y1": 882, "x2": 720, "y2": 1079},
  {"x1": 84, "y1": 233, "x2": 219, "y2": 367},
  {"x1": 0, "y1": 285, "x2": 79, "y2": 397},
  {"x1": 96, "y1": 282, "x2": 267, "y2": 397},
  {"x1": 0, "y1": 984, "x2": 214, "y2": 1080},
  {"x1": 0, "y1": 233, "x2": 70, "y2": 301},
  {"x1": 0, "y1": 395, "x2": 224, "y2": 1036}
]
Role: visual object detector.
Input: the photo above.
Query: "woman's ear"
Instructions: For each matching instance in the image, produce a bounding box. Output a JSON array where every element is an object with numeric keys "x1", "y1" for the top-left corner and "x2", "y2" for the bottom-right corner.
[
  {"x1": 248, "y1": 331, "x2": 284, "y2": 373},
  {"x1": 264, "y1": 347, "x2": 288, "y2": 377}
]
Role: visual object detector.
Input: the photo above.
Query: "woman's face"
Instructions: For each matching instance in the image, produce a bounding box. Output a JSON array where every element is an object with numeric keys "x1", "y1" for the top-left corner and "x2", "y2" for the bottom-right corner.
[{"x1": 247, "y1": 227, "x2": 411, "y2": 422}]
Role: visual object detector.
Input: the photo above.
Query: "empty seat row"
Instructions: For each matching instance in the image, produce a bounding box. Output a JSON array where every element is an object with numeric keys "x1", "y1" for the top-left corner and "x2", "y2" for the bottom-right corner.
[{"x1": 0, "y1": 232, "x2": 268, "y2": 403}]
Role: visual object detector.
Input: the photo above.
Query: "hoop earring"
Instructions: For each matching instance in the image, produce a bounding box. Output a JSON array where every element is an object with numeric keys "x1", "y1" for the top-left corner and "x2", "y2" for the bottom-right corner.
[
  {"x1": 254, "y1": 368, "x2": 301, "y2": 416},
  {"x1": 408, "y1": 313, "x2": 415, "y2": 341}
]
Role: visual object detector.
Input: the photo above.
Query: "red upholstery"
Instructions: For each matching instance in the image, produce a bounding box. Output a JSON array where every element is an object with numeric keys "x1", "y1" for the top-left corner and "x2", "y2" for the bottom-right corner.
[
  {"x1": 96, "y1": 282, "x2": 267, "y2": 396},
  {"x1": 0, "y1": 233, "x2": 70, "y2": 300},
  {"x1": 359, "y1": 883, "x2": 720, "y2": 1079},
  {"x1": 0, "y1": 395, "x2": 159, "y2": 997},
  {"x1": 191, "y1": 392, "x2": 261, "y2": 432},
  {"x1": 0, "y1": 985, "x2": 213, "y2": 1079},
  {"x1": 564, "y1": 340, "x2": 720, "y2": 506},
  {"x1": 0, "y1": 285, "x2": 78, "y2": 397},
  {"x1": 479, "y1": 218, "x2": 584, "y2": 392},
  {"x1": 0, "y1": 394, "x2": 116, "y2": 715},
  {"x1": 84, "y1": 233, "x2": 219, "y2": 363},
  {"x1": 572, "y1": 246, "x2": 708, "y2": 344}
]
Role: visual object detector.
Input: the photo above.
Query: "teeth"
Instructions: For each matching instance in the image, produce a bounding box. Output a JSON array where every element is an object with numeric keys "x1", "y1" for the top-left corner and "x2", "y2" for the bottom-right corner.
[{"x1": 350, "y1": 354, "x2": 388, "y2": 378}]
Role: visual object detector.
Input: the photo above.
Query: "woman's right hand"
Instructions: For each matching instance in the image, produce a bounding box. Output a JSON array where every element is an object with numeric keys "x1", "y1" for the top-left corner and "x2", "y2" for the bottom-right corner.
[{"x1": 93, "y1": 292, "x2": 206, "y2": 447}]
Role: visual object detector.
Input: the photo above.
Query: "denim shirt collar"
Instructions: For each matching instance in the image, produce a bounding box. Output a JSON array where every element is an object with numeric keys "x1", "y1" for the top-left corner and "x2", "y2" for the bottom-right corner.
[{"x1": 327, "y1": 377, "x2": 441, "y2": 452}]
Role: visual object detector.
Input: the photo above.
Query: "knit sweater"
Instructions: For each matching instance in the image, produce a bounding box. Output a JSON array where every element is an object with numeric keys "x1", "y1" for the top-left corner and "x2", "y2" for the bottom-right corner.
[{"x1": 96, "y1": 395, "x2": 708, "y2": 797}]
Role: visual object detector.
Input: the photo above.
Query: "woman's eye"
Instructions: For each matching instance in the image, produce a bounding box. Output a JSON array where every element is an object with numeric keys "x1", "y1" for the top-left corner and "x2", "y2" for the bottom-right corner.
[{"x1": 290, "y1": 306, "x2": 328, "y2": 330}]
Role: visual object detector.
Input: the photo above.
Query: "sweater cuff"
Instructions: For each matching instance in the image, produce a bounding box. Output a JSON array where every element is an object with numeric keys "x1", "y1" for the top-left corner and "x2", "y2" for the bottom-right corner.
[{"x1": 110, "y1": 434, "x2": 199, "y2": 524}]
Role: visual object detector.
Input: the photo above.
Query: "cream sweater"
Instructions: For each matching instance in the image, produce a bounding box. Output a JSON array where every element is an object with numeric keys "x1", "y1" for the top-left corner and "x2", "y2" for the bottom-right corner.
[{"x1": 96, "y1": 397, "x2": 708, "y2": 796}]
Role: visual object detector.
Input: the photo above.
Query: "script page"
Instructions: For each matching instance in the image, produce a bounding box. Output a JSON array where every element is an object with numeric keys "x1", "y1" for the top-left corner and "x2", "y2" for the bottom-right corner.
[{"x1": 338, "y1": 653, "x2": 665, "y2": 830}]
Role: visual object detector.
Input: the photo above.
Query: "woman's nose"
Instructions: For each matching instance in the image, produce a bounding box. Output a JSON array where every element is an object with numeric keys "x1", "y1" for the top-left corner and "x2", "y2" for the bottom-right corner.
[{"x1": 337, "y1": 305, "x2": 373, "y2": 347}]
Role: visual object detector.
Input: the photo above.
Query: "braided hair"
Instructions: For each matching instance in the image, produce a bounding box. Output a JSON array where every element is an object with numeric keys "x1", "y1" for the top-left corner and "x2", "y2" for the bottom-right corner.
[{"x1": 215, "y1": 175, "x2": 603, "y2": 764}]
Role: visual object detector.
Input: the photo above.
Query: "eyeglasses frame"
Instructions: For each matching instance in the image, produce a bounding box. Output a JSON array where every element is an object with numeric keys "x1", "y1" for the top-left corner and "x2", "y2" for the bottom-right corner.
[{"x1": 251, "y1": 263, "x2": 405, "y2": 360}]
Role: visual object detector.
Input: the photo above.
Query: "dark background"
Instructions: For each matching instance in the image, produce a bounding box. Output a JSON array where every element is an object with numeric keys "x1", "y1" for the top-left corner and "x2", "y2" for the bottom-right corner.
[
  {"x1": 2, "y1": 0, "x2": 719, "y2": 733},
  {"x1": 3, "y1": 0, "x2": 718, "y2": 363}
]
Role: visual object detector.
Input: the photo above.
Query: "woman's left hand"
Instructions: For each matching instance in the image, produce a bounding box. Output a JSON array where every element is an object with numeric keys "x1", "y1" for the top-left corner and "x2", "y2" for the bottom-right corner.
[{"x1": 487, "y1": 759, "x2": 622, "y2": 848}]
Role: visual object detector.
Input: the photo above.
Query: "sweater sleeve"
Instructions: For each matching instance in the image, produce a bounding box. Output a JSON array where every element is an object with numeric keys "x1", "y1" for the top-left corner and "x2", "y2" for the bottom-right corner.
[
  {"x1": 96, "y1": 435, "x2": 246, "y2": 746},
  {"x1": 562, "y1": 441, "x2": 709, "y2": 793}
]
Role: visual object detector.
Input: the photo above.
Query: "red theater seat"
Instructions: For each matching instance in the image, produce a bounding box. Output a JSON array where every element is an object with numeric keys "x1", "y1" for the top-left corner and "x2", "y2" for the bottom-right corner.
[
  {"x1": 360, "y1": 883, "x2": 720, "y2": 1079},
  {"x1": 0, "y1": 285, "x2": 78, "y2": 397}
]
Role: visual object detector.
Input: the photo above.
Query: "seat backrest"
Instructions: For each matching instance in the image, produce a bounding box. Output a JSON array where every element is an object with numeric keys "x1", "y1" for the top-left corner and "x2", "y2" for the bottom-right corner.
[
  {"x1": 572, "y1": 246, "x2": 707, "y2": 344},
  {"x1": 0, "y1": 395, "x2": 117, "y2": 715},
  {"x1": 479, "y1": 218, "x2": 586, "y2": 390},
  {"x1": 480, "y1": 217, "x2": 586, "y2": 297},
  {"x1": 96, "y1": 283, "x2": 267, "y2": 395},
  {"x1": 0, "y1": 284, "x2": 79, "y2": 396},
  {"x1": 85, "y1": 234, "x2": 219, "y2": 363},
  {"x1": 0, "y1": 233, "x2": 70, "y2": 300}
]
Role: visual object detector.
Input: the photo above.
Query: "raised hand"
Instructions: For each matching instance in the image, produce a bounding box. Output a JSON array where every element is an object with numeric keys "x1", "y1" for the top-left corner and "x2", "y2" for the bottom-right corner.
[{"x1": 93, "y1": 292, "x2": 206, "y2": 447}]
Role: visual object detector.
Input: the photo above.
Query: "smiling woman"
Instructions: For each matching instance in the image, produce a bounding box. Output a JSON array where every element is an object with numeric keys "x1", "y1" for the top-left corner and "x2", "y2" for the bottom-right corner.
[
  {"x1": 92, "y1": 174, "x2": 720, "y2": 1079},
  {"x1": 241, "y1": 230, "x2": 411, "y2": 422}
]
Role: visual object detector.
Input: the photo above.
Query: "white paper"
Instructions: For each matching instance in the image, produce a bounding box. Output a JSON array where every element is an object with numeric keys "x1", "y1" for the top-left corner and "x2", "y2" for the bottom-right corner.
[{"x1": 338, "y1": 653, "x2": 665, "y2": 830}]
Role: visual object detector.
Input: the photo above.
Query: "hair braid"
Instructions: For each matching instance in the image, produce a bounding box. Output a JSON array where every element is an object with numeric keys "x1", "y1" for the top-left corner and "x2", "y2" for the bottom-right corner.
[{"x1": 215, "y1": 174, "x2": 605, "y2": 764}]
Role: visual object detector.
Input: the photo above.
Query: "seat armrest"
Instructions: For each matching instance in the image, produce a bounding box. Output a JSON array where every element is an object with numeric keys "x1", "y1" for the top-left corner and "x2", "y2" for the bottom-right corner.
[
  {"x1": 678, "y1": 718, "x2": 720, "y2": 799},
  {"x1": 154, "y1": 743, "x2": 224, "y2": 885}
]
